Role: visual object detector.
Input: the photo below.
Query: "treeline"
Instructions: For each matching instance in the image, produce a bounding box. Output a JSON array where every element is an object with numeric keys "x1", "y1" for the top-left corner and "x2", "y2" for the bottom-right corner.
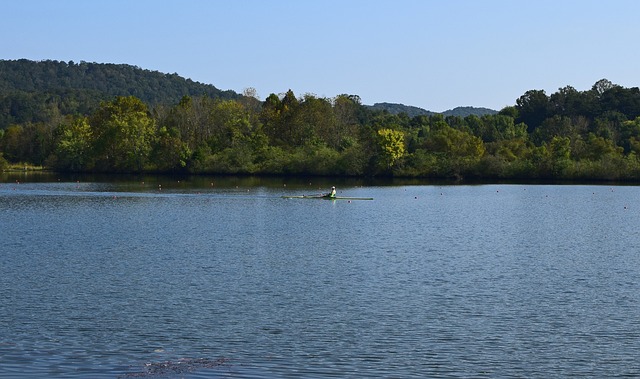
[
  {"x1": 0, "y1": 59, "x2": 238, "y2": 129},
  {"x1": 1, "y1": 67, "x2": 640, "y2": 180},
  {"x1": 0, "y1": 92, "x2": 375, "y2": 175}
]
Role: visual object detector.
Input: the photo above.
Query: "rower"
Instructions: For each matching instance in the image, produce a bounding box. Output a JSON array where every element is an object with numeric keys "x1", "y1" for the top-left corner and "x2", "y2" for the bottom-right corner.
[{"x1": 329, "y1": 186, "x2": 336, "y2": 198}]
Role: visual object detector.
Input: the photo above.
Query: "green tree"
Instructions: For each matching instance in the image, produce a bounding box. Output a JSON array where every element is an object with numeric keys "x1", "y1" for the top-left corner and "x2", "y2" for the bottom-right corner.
[
  {"x1": 54, "y1": 116, "x2": 93, "y2": 171},
  {"x1": 336, "y1": 137, "x2": 368, "y2": 175},
  {"x1": 489, "y1": 137, "x2": 532, "y2": 162},
  {"x1": 620, "y1": 117, "x2": 640, "y2": 153},
  {"x1": 539, "y1": 136, "x2": 572, "y2": 177},
  {"x1": 479, "y1": 137, "x2": 534, "y2": 178},
  {"x1": 580, "y1": 133, "x2": 623, "y2": 161},
  {"x1": 298, "y1": 94, "x2": 336, "y2": 148},
  {"x1": 151, "y1": 126, "x2": 191, "y2": 172},
  {"x1": 91, "y1": 96, "x2": 156, "y2": 172},
  {"x1": 532, "y1": 115, "x2": 576, "y2": 145},
  {"x1": 207, "y1": 100, "x2": 253, "y2": 151},
  {"x1": 376, "y1": 128, "x2": 405, "y2": 170},
  {"x1": 515, "y1": 89, "x2": 550, "y2": 132},
  {"x1": 0, "y1": 121, "x2": 58, "y2": 165},
  {"x1": 593, "y1": 111, "x2": 626, "y2": 143},
  {"x1": 0, "y1": 125, "x2": 25, "y2": 162},
  {"x1": 278, "y1": 89, "x2": 301, "y2": 146},
  {"x1": 548, "y1": 85, "x2": 591, "y2": 117},
  {"x1": 333, "y1": 94, "x2": 366, "y2": 147},
  {"x1": 0, "y1": 152, "x2": 7, "y2": 171},
  {"x1": 260, "y1": 93, "x2": 284, "y2": 146},
  {"x1": 466, "y1": 114, "x2": 524, "y2": 143},
  {"x1": 424, "y1": 123, "x2": 485, "y2": 160},
  {"x1": 422, "y1": 123, "x2": 485, "y2": 177},
  {"x1": 163, "y1": 96, "x2": 219, "y2": 151}
]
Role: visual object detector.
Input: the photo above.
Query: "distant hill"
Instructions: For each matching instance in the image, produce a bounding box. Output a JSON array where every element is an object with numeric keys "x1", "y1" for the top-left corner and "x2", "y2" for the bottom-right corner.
[
  {"x1": 368, "y1": 102, "x2": 436, "y2": 118},
  {"x1": 442, "y1": 106, "x2": 498, "y2": 117},
  {"x1": 0, "y1": 59, "x2": 239, "y2": 104},
  {"x1": 0, "y1": 59, "x2": 241, "y2": 128},
  {"x1": 368, "y1": 102, "x2": 497, "y2": 118}
]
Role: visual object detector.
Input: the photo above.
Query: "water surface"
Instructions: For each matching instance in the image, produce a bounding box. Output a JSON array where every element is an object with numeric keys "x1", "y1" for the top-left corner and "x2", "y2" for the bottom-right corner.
[{"x1": 2, "y1": 177, "x2": 640, "y2": 378}]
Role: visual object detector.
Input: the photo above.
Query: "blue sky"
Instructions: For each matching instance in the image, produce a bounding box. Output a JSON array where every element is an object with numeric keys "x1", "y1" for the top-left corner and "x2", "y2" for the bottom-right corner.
[{"x1": 2, "y1": 0, "x2": 639, "y2": 112}]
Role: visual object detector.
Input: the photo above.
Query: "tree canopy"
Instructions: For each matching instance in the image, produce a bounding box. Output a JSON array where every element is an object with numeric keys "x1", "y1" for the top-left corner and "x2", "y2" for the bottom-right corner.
[
  {"x1": 0, "y1": 59, "x2": 239, "y2": 129},
  {"x1": 2, "y1": 59, "x2": 640, "y2": 181}
]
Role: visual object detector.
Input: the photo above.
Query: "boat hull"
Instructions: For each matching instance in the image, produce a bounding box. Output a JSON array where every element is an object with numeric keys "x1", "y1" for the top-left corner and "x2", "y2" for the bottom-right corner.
[{"x1": 282, "y1": 195, "x2": 373, "y2": 200}]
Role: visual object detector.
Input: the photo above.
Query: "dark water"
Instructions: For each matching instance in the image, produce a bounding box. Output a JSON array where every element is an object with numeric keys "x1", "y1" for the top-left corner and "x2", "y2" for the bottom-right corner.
[{"x1": 2, "y1": 176, "x2": 640, "y2": 378}]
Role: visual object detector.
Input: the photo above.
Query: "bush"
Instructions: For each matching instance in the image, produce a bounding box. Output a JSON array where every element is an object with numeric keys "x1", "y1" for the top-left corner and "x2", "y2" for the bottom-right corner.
[{"x1": 0, "y1": 153, "x2": 7, "y2": 171}]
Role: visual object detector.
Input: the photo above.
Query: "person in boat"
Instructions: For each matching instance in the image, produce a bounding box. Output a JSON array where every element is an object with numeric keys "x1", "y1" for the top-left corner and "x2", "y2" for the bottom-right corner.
[{"x1": 325, "y1": 186, "x2": 336, "y2": 198}]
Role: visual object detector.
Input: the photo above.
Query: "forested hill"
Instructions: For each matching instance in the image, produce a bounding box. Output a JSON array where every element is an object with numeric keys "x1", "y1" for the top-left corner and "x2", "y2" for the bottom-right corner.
[
  {"x1": 368, "y1": 103, "x2": 497, "y2": 117},
  {"x1": 368, "y1": 103, "x2": 436, "y2": 117},
  {"x1": 0, "y1": 59, "x2": 239, "y2": 127},
  {"x1": 442, "y1": 106, "x2": 498, "y2": 117},
  {"x1": 0, "y1": 59, "x2": 239, "y2": 103}
]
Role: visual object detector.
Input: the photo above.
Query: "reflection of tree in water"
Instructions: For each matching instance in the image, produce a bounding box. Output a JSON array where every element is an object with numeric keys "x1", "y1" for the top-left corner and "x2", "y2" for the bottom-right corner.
[{"x1": 120, "y1": 357, "x2": 230, "y2": 378}]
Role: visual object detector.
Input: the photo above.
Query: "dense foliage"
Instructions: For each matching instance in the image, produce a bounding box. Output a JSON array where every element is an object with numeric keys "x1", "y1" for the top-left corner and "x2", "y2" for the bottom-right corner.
[
  {"x1": 2, "y1": 60, "x2": 640, "y2": 180},
  {"x1": 0, "y1": 59, "x2": 238, "y2": 129}
]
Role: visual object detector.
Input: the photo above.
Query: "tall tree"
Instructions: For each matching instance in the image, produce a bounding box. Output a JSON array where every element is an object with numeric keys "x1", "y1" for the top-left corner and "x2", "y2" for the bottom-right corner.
[
  {"x1": 279, "y1": 89, "x2": 301, "y2": 146},
  {"x1": 91, "y1": 96, "x2": 156, "y2": 172},
  {"x1": 54, "y1": 116, "x2": 93, "y2": 171},
  {"x1": 207, "y1": 99, "x2": 253, "y2": 150},
  {"x1": 333, "y1": 94, "x2": 364, "y2": 138},
  {"x1": 376, "y1": 128, "x2": 405, "y2": 170},
  {"x1": 515, "y1": 89, "x2": 550, "y2": 132},
  {"x1": 151, "y1": 126, "x2": 191, "y2": 172},
  {"x1": 298, "y1": 94, "x2": 335, "y2": 147},
  {"x1": 549, "y1": 85, "x2": 585, "y2": 117},
  {"x1": 260, "y1": 93, "x2": 283, "y2": 146}
]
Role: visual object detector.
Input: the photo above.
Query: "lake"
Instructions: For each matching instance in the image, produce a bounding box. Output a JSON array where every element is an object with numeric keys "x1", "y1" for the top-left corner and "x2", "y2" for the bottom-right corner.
[{"x1": 2, "y1": 174, "x2": 640, "y2": 378}]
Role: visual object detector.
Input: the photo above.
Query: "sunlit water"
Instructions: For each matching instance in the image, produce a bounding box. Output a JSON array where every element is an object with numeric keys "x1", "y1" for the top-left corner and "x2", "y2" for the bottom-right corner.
[{"x1": 2, "y1": 177, "x2": 640, "y2": 378}]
